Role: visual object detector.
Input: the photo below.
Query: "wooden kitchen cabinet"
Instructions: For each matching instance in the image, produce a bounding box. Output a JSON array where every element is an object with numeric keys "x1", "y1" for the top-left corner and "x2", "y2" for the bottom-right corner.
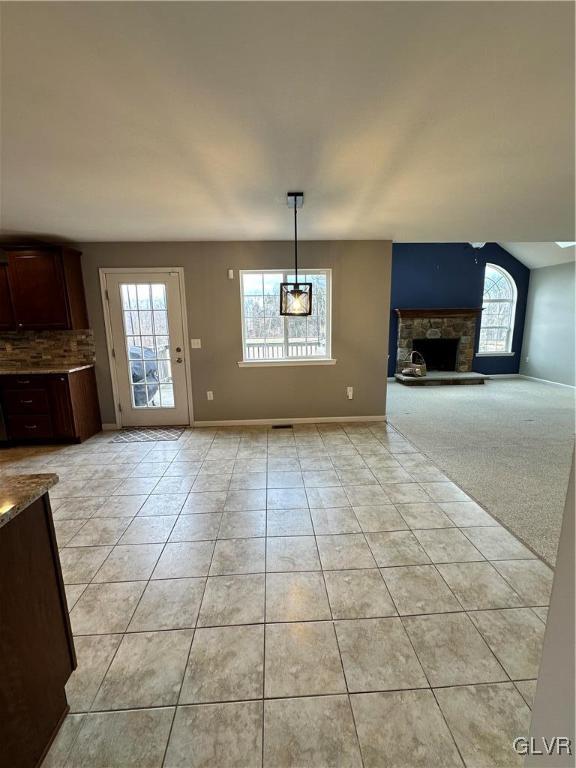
[
  {"x1": 0, "y1": 486, "x2": 76, "y2": 768},
  {"x1": 0, "y1": 245, "x2": 89, "y2": 330},
  {"x1": 0, "y1": 367, "x2": 101, "y2": 443},
  {"x1": 0, "y1": 264, "x2": 15, "y2": 329}
]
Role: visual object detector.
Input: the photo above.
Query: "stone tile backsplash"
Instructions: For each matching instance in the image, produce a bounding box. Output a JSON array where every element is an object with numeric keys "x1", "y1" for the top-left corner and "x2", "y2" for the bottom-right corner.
[{"x1": 0, "y1": 330, "x2": 96, "y2": 369}]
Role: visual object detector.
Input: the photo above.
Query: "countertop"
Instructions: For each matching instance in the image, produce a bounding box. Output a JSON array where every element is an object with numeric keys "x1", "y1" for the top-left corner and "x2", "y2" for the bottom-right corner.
[
  {"x1": 0, "y1": 364, "x2": 94, "y2": 376},
  {"x1": 0, "y1": 473, "x2": 59, "y2": 529}
]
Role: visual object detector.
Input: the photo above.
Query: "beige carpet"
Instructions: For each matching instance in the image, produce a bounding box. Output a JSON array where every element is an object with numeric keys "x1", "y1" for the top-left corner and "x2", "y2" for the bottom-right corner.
[{"x1": 386, "y1": 378, "x2": 575, "y2": 565}]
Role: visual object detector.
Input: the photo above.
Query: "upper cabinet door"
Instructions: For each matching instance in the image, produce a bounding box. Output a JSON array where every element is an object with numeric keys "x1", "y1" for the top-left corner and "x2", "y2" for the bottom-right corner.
[
  {"x1": 7, "y1": 250, "x2": 70, "y2": 329},
  {"x1": 0, "y1": 264, "x2": 15, "y2": 329}
]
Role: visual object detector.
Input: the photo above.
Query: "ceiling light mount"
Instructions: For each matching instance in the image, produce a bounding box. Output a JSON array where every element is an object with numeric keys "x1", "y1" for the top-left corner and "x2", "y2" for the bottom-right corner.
[
  {"x1": 286, "y1": 191, "x2": 304, "y2": 209},
  {"x1": 280, "y1": 191, "x2": 312, "y2": 316}
]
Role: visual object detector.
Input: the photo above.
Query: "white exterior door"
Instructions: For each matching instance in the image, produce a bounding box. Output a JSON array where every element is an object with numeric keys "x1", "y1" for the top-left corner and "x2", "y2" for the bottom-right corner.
[{"x1": 104, "y1": 271, "x2": 190, "y2": 426}]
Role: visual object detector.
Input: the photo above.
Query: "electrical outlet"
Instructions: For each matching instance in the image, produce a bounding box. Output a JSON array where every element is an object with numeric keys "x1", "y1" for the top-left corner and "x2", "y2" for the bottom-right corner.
[
  {"x1": 207, "y1": 391, "x2": 214, "y2": 401},
  {"x1": 346, "y1": 386, "x2": 354, "y2": 400},
  {"x1": 191, "y1": 339, "x2": 202, "y2": 349}
]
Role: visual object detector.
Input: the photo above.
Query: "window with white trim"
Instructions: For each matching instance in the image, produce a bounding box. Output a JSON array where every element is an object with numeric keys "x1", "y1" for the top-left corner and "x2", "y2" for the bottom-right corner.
[
  {"x1": 478, "y1": 264, "x2": 517, "y2": 354},
  {"x1": 240, "y1": 269, "x2": 331, "y2": 361}
]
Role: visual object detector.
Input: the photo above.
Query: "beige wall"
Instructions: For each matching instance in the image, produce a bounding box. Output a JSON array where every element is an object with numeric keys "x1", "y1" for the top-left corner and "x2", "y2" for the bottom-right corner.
[
  {"x1": 80, "y1": 241, "x2": 392, "y2": 423},
  {"x1": 527, "y1": 451, "x2": 574, "y2": 766}
]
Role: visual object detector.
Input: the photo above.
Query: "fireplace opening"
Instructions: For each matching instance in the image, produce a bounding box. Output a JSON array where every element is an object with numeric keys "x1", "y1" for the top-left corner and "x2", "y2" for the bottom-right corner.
[{"x1": 413, "y1": 338, "x2": 459, "y2": 371}]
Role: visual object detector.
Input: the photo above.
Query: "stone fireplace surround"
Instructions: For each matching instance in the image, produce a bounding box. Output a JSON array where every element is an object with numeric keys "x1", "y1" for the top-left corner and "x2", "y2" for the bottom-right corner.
[{"x1": 395, "y1": 308, "x2": 482, "y2": 373}]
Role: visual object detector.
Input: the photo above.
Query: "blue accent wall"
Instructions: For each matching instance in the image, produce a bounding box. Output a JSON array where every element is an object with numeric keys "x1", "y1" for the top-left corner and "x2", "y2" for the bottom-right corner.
[{"x1": 388, "y1": 243, "x2": 530, "y2": 376}]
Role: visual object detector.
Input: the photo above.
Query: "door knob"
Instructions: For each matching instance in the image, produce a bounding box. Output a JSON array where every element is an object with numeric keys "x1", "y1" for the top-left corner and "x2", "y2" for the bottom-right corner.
[
  {"x1": 176, "y1": 357, "x2": 183, "y2": 363},
  {"x1": 176, "y1": 346, "x2": 182, "y2": 352}
]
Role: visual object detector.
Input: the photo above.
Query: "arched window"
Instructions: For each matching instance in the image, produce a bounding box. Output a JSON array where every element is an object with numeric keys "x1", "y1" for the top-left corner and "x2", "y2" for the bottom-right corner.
[{"x1": 478, "y1": 264, "x2": 517, "y2": 354}]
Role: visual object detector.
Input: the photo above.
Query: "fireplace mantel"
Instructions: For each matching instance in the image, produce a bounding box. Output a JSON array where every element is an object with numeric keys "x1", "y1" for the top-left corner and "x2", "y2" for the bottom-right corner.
[{"x1": 395, "y1": 307, "x2": 483, "y2": 318}]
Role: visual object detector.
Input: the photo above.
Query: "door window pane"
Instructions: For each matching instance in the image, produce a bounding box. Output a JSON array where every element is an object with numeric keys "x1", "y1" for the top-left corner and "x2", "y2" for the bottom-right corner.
[
  {"x1": 160, "y1": 384, "x2": 175, "y2": 407},
  {"x1": 121, "y1": 284, "x2": 138, "y2": 310},
  {"x1": 158, "y1": 360, "x2": 173, "y2": 384},
  {"x1": 151, "y1": 284, "x2": 167, "y2": 309},
  {"x1": 123, "y1": 311, "x2": 140, "y2": 335},
  {"x1": 126, "y1": 336, "x2": 141, "y2": 357},
  {"x1": 144, "y1": 362, "x2": 159, "y2": 384},
  {"x1": 137, "y1": 284, "x2": 152, "y2": 309},
  {"x1": 146, "y1": 386, "x2": 161, "y2": 407},
  {"x1": 155, "y1": 335, "x2": 170, "y2": 359},
  {"x1": 139, "y1": 311, "x2": 153, "y2": 335},
  {"x1": 130, "y1": 360, "x2": 144, "y2": 384},
  {"x1": 133, "y1": 384, "x2": 146, "y2": 407},
  {"x1": 153, "y1": 311, "x2": 168, "y2": 335},
  {"x1": 120, "y1": 283, "x2": 176, "y2": 409}
]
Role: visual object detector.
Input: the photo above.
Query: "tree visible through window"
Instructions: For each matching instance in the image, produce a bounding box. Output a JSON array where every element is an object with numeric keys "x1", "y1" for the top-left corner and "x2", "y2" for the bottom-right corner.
[
  {"x1": 240, "y1": 270, "x2": 331, "y2": 361},
  {"x1": 478, "y1": 264, "x2": 517, "y2": 353}
]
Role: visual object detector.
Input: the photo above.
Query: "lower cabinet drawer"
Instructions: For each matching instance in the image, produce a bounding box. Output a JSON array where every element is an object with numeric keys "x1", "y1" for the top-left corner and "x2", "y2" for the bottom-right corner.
[
  {"x1": 7, "y1": 415, "x2": 53, "y2": 440},
  {"x1": 0, "y1": 375, "x2": 46, "y2": 389},
  {"x1": 2, "y1": 388, "x2": 49, "y2": 415}
]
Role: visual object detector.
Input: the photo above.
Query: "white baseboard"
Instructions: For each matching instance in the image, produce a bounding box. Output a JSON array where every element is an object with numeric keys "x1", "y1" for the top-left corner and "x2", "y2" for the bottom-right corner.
[
  {"x1": 519, "y1": 374, "x2": 575, "y2": 389},
  {"x1": 101, "y1": 422, "x2": 120, "y2": 431},
  {"x1": 193, "y1": 415, "x2": 387, "y2": 427}
]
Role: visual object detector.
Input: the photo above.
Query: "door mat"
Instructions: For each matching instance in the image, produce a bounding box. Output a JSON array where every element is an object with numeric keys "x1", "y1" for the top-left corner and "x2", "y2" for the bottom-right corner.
[{"x1": 110, "y1": 427, "x2": 185, "y2": 443}]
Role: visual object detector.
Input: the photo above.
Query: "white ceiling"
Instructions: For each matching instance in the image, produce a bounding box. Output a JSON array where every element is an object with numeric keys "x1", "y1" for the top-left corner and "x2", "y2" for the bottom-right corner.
[
  {"x1": 1, "y1": 2, "x2": 574, "y2": 242},
  {"x1": 499, "y1": 242, "x2": 576, "y2": 270}
]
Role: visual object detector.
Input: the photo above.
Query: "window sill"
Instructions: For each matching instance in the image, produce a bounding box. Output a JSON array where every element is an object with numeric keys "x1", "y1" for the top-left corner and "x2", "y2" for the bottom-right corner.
[
  {"x1": 238, "y1": 358, "x2": 337, "y2": 368},
  {"x1": 475, "y1": 352, "x2": 515, "y2": 357}
]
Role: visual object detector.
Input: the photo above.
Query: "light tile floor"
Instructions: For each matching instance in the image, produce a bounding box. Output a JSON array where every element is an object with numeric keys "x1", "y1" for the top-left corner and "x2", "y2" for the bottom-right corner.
[{"x1": 0, "y1": 421, "x2": 554, "y2": 768}]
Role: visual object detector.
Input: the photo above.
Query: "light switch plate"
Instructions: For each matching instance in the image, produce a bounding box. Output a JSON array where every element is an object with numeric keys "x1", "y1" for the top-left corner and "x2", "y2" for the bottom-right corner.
[{"x1": 190, "y1": 339, "x2": 202, "y2": 349}]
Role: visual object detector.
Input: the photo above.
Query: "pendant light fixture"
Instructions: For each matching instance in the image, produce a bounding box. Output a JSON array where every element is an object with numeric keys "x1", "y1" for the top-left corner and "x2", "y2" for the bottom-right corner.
[{"x1": 280, "y1": 191, "x2": 312, "y2": 316}]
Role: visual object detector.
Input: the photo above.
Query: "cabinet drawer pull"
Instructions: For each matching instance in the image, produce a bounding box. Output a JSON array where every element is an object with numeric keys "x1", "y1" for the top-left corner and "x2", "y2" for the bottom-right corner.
[
  {"x1": 17, "y1": 379, "x2": 30, "y2": 384},
  {"x1": 24, "y1": 424, "x2": 38, "y2": 430},
  {"x1": 20, "y1": 399, "x2": 33, "y2": 404}
]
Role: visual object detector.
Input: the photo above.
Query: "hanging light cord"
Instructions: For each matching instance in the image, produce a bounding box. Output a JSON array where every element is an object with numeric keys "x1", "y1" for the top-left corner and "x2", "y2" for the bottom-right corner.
[{"x1": 294, "y1": 200, "x2": 298, "y2": 284}]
